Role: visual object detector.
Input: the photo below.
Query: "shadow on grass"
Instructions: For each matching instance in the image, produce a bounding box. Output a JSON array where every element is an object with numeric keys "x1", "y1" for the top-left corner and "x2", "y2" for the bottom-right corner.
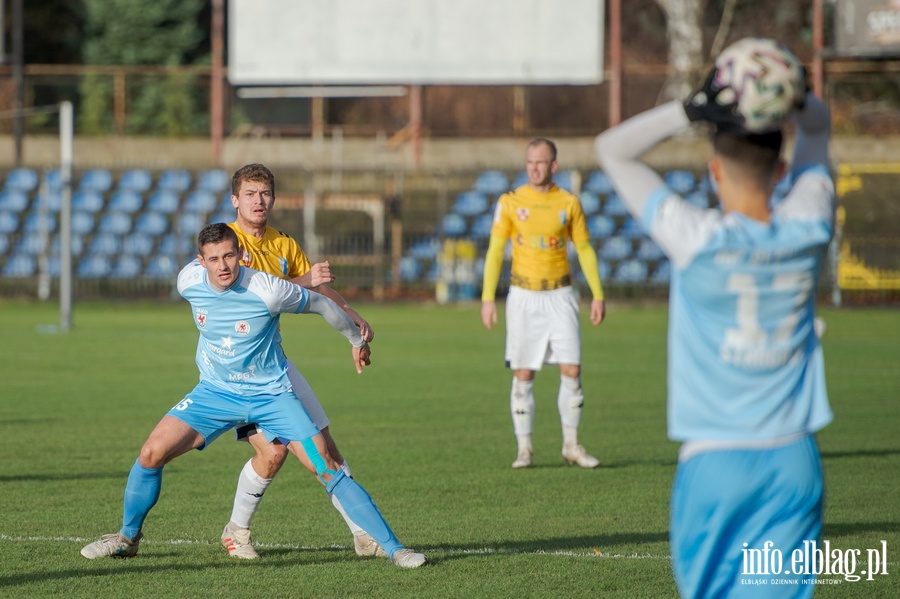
[
  {"x1": 821, "y1": 448, "x2": 900, "y2": 460},
  {"x1": 0, "y1": 471, "x2": 130, "y2": 483},
  {"x1": 824, "y1": 521, "x2": 900, "y2": 538}
]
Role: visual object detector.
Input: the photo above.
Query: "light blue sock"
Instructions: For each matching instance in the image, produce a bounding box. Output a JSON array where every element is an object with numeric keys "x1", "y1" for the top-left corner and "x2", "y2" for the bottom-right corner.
[
  {"x1": 121, "y1": 459, "x2": 162, "y2": 540},
  {"x1": 328, "y1": 471, "x2": 403, "y2": 557}
]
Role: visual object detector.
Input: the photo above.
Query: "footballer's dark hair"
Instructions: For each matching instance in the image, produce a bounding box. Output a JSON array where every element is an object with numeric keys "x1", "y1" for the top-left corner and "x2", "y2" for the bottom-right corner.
[
  {"x1": 527, "y1": 137, "x2": 558, "y2": 162},
  {"x1": 197, "y1": 222, "x2": 239, "y2": 252},
  {"x1": 232, "y1": 163, "x2": 276, "y2": 197},
  {"x1": 713, "y1": 128, "x2": 783, "y2": 187}
]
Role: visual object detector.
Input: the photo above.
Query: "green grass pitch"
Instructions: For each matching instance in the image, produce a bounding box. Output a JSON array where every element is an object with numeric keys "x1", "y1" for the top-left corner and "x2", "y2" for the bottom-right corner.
[{"x1": 0, "y1": 300, "x2": 897, "y2": 598}]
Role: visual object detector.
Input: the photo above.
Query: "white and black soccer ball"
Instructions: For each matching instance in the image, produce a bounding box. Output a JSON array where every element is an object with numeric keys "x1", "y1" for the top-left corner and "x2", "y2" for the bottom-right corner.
[{"x1": 713, "y1": 38, "x2": 804, "y2": 133}]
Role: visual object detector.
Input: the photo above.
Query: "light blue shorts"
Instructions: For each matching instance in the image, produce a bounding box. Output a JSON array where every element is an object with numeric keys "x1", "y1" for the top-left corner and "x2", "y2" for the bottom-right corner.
[
  {"x1": 671, "y1": 435, "x2": 824, "y2": 598},
  {"x1": 167, "y1": 381, "x2": 320, "y2": 450}
]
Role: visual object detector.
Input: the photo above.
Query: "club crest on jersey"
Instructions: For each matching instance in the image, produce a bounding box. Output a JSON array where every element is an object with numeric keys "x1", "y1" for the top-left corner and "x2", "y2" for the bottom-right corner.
[
  {"x1": 241, "y1": 248, "x2": 252, "y2": 266},
  {"x1": 517, "y1": 208, "x2": 530, "y2": 221},
  {"x1": 559, "y1": 210, "x2": 567, "y2": 225},
  {"x1": 195, "y1": 310, "x2": 208, "y2": 328},
  {"x1": 234, "y1": 320, "x2": 251, "y2": 335}
]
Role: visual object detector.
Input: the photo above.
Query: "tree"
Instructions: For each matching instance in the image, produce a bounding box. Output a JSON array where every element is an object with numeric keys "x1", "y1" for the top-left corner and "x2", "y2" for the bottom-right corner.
[{"x1": 654, "y1": 0, "x2": 710, "y2": 102}]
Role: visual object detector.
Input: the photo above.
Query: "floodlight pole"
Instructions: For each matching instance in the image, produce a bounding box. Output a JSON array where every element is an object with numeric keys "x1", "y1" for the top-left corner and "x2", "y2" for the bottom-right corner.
[{"x1": 59, "y1": 101, "x2": 73, "y2": 332}]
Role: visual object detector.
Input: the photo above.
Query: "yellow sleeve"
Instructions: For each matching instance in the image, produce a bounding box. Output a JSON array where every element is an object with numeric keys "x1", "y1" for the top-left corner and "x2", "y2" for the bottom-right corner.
[
  {"x1": 575, "y1": 240, "x2": 605, "y2": 300},
  {"x1": 481, "y1": 235, "x2": 507, "y2": 301}
]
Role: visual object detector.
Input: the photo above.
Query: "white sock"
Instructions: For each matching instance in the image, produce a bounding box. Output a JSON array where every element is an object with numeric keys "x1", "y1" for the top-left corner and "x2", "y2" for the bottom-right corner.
[
  {"x1": 511, "y1": 377, "x2": 535, "y2": 451},
  {"x1": 330, "y1": 462, "x2": 366, "y2": 537},
  {"x1": 229, "y1": 459, "x2": 273, "y2": 530},
  {"x1": 558, "y1": 375, "x2": 584, "y2": 446}
]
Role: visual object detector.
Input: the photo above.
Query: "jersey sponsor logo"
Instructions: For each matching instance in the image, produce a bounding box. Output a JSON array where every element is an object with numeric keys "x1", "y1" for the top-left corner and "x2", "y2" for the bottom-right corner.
[
  {"x1": 513, "y1": 233, "x2": 567, "y2": 250},
  {"x1": 229, "y1": 365, "x2": 257, "y2": 382},
  {"x1": 517, "y1": 207, "x2": 530, "y2": 221},
  {"x1": 234, "y1": 320, "x2": 251, "y2": 335},
  {"x1": 206, "y1": 336, "x2": 237, "y2": 357}
]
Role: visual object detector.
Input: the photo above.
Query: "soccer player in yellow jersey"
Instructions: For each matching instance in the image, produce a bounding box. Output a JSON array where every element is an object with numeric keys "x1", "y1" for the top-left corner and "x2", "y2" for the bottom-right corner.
[
  {"x1": 481, "y1": 139, "x2": 606, "y2": 469},
  {"x1": 220, "y1": 163, "x2": 384, "y2": 559}
]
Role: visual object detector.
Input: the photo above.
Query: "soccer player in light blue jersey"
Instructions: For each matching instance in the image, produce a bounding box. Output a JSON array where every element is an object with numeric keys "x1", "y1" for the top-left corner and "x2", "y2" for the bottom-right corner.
[
  {"x1": 81, "y1": 223, "x2": 427, "y2": 568},
  {"x1": 595, "y1": 46, "x2": 834, "y2": 596}
]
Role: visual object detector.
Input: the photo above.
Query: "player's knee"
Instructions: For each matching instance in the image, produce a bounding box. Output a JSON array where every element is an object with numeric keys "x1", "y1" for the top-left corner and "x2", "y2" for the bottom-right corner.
[
  {"x1": 137, "y1": 442, "x2": 168, "y2": 469},
  {"x1": 253, "y1": 442, "x2": 289, "y2": 477}
]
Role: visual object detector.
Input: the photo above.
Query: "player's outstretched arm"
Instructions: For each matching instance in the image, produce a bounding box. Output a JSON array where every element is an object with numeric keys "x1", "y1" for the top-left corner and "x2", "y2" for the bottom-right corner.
[
  {"x1": 292, "y1": 262, "x2": 374, "y2": 342},
  {"x1": 791, "y1": 93, "x2": 831, "y2": 174},
  {"x1": 303, "y1": 290, "x2": 370, "y2": 373}
]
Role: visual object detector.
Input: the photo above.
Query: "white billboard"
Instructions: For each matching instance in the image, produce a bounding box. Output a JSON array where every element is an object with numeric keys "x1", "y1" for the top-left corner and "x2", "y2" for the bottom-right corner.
[{"x1": 228, "y1": 0, "x2": 604, "y2": 85}]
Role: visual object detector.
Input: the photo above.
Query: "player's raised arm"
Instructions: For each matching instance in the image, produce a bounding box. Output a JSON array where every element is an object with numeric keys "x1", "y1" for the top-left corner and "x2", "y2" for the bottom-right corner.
[
  {"x1": 791, "y1": 93, "x2": 831, "y2": 175},
  {"x1": 303, "y1": 290, "x2": 370, "y2": 373}
]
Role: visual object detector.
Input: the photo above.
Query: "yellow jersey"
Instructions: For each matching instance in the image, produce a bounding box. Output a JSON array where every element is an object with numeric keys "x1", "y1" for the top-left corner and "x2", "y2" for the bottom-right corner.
[
  {"x1": 227, "y1": 222, "x2": 311, "y2": 280},
  {"x1": 490, "y1": 184, "x2": 590, "y2": 291}
]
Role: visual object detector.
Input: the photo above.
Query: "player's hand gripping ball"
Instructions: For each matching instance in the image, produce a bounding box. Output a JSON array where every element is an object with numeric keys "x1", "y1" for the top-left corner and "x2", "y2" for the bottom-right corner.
[{"x1": 711, "y1": 38, "x2": 805, "y2": 133}]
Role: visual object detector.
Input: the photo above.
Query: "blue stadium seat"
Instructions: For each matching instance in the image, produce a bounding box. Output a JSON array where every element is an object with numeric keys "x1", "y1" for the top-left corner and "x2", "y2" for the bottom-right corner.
[
  {"x1": 23, "y1": 212, "x2": 57, "y2": 233},
  {"x1": 579, "y1": 191, "x2": 600, "y2": 215},
  {"x1": 217, "y1": 192, "x2": 234, "y2": 212},
  {"x1": 511, "y1": 171, "x2": 528, "y2": 189},
  {"x1": 665, "y1": 169, "x2": 696, "y2": 194},
  {"x1": 43, "y1": 169, "x2": 63, "y2": 193},
  {"x1": 71, "y1": 211, "x2": 97, "y2": 236},
  {"x1": 209, "y1": 211, "x2": 234, "y2": 225},
  {"x1": 159, "y1": 233, "x2": 194, "y2": 257},
  {"x1": 97, "y1": 211, "x2": 131, "y2": 235},
  {"x1": 599, "y1": 236, "x2": 632, "y2": 261},
  {"x1": 587, "y1": 215, "x2": 615, "y2": 238},
  {"x1": 145, "y1": 255, "x2": 179, "y2": 278},
  {"x1": 0, "y1": 211, "x2": 17, "y2": 234},
  {"x1": 134, "y1": 212, "x2": 169, "y2": 236},
  {"x1": 183, "y1": 190, "x2": 217, "y2": 213},
  {"x1": 36, "y1": 190, "x2": 63, "y2": 212},
  {"x1": 72, "y1": 190, "x2": 105, "y2": 213},
  {"x1": 2, "y1": 253, "x2": 36, "y2": 277},
  {"x1": 636, "y1": 238, "x2": 665, "y2": 261},
  {"x1": 453, "y1": 191, "x2": 489, "y2": 216},
  {"x1": 613, "y1": 259, "x2": 648, "y2": 283},
  {"x1": 117, "y1": 169, "x2": 153, "y2": 193},
  {"x1": 145, "y1": 190, "x2": 180, "y2": 214},
  {"x1": 50, "y1": 234, "x2": 85, "y2": 257},
  {"x1": 78, "y1": 168, "x2": 113, "y2": 193},
  {"x1": 3, "y1": 167, "x2": 39, "y2": 193},
  {"x1": 584, "y1": 170, "x2": 614, "y2": 195},
  {"x1": 602, "y1": 194, "x2": 629, "y2": 217},
  {"x1": 87, "y1": 233, "x2": 123, "y2": 256},
  {"x1": 15, "y1": 231, "x2": 47, "y2": 255},
  {"x1": 0, "y1": 233, "x2": 8, "y2": 255},
  {"x1": 470, "y1": 213, "x2": 494, "y2": 239},
  {"x1": 107, "y1": 190, "x2": 144, "y2": 213},
  {"x1": 175, "y1": 212, "x2": 205, "y2": 236},
  {"x1": 124, "y1": 232, "x2": 155, "y2": 256},
  {"x1": 398, "y1": 256, "x2": 423, "y2": 281},
  {"x1": 619, "y1": 218, "x2": 646, "y2": 239},
  {"x1": 408, "y1": 238, "x2": 441, "y2": 260},
  {"x1": 440, "y1": 213, "x2": 467, "y2": 237},
  {"x1": 555, "y1": 170, "x2": 575, "y2": 192},
  {"x1": 109, "y1": 254, "x2": 143, "y2": 278},
  {"x1": 0, "y1": 190, "x2": 29, "y2": 212},
  {"x1": 651, "y1": 260, "x2": 671, "y2": 283},
  {"x1": 77, "y1": 254, "x2": 111, "y2": 278},
  {"x1": 156, "y1": 169, "x2": 192, "y2": 193},
  {"x1": 195, "y1": 169, "x2": 230, "y2": 193},
  {"x1": 473, "y1": 170, "x2": 509, "y2": 195}
]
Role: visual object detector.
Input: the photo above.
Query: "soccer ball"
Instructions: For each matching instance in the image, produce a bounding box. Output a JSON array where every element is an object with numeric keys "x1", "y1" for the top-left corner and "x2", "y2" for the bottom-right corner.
[{"x1": 713, "y1": 38, "x2": 804, "y2": 133}]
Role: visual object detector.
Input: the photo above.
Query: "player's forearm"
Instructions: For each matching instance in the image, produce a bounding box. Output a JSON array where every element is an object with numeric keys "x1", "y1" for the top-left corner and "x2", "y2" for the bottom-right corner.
[
  {"x1": 481, "y1": 236, "x2": 505, "y2": 301},
  {"x1": 304, "y1": 291, "x2": 365, "y2": 348},
  {"x1": 575, "y1": 240, "x2": 605, "y2": 300},
  {"x1": 791, "y1": 94, "x2": 831, "y2": 173}
]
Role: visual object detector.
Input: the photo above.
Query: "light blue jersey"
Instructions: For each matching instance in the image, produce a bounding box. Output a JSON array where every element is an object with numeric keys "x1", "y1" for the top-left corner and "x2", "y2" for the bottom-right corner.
[{"x1": 177, "y1": 260, "x2": 309, "y2": 396}]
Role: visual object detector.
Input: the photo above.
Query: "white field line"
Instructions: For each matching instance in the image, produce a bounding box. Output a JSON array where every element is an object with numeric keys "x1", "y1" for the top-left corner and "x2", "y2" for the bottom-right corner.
[{"x1": 0, "y1": 534, "x2": 671, "y2": 560}]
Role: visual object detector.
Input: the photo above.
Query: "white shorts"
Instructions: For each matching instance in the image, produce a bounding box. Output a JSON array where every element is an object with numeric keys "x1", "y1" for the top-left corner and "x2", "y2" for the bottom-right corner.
[
  {"x1": 234, "y1": 358, "x2": 330, "y2": 441},
  {"x1": 505, "y1": 285, "x2": 581, "y2": 371}
]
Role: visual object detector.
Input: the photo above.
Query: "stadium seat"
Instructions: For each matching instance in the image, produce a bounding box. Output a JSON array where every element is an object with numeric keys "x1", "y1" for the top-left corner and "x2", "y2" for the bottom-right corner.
[
  {"x1": 78, "y1": 168, "x2": 113, "y2": 193},
  {"x1": 183, "y1": 190, "x2": 218, "y2": 213},
  {"x1": 145, "y1": 190, "x2": 180, "y2": 214},
  {"x1": 398, "y1": 256, "x2": 423, "y2": 281},
  {"x1": 159, "y1": 233, "x2": 194, "y2": 258},
  {"x1": 145, "y1": 255, "x2": 179, "y2": 278},
  {"x1": 0, "y1": 211, "x2": 17, "y2": 234},
  {"x1": 134, "y1": 212, "x2": 169, "y2": 236},
  {"x1": 408, "y1": 238, "x2": 441, "y2": 260},
  {"x1": 117, "y1": 169, "x2": 153, "y2": 193},
  {"x1": 613, "y1": 259, "x2": 649, "y2": 283},
  {"x1": 579, "y1": 191, "x2": 600, "y2": 215},
  {"x1": 0, "y1": 189, "x2": 29, "y2": 212},
  {"x1": 156, "y1": 169, "x2": 192, "y2": 193},
  {"x1": 452, "y1": 191, "x2": 489, "y2": 216},
  {"x1": 195, "y1": 169, "x2": 230, "y2": 193},
  {"x1": 72, "y1": 190, "x2": 105, "y2": 213},
  {"x1": 599, "y1": 236, "x2": 632, "y2": 261},
  {"x1": 587, "y1": 215, "x2": 615, "y2": 239},
  {"x1": 636, "y1": 238, "x2": 665, "y2": 261},
  {"x1": 0, "y1": 233, "x2": 8, "y2": 255},
  {"x1": 209, "y1": 210, "x2": 234, "y2": 225},
  {"x1": 602, "y1": 194, "x2": 629, "y2": 217},
  {"x1": 36, "y1": 190, "x2": 63, "y2": 212},
  {"x1": 43, "y1": 169, "x2": 63, "y2": 193},
  {"x1": 71, "y1": 211, "x2": 97, "y2": 236},
  {"x1": 3, "y1": 167, "x2": 39, "y2": 193},
  {"x1": 651, "y1": 260, "x2": 671, "y2": 283},
  {"x1": 511, "y1": 171, "x2": 528, "y2": 189},
  {"x1": 87, "y1": 233, "x2": 123, "y2": 256},
  {"x1": 15, "y1": 231, "x2": 47, "y2": 255},
  {"x1": 665, "y1": 169, "x2": 696, "y2": 194},
  {"x1": 107, "y1": 190, "x2": 144, "y2": 213},
  {"x1": 217, "y1": 192, "x2": 235, "y2": 213},
  {"x1": 583, "y1": 170, "x2": 614, "y2": 195},
  {"x1": 23, "y1": 211, "x2": 58, "y2": 234},
  {"x1": 175, "y1": 212, "x2": 205, "y2": 236},
  {"x1": 77, "y1": 254, "x2": 112, "y2": 278},
  {"x1": 50, "y1": 233, "x2": 85, "y2": 257},
  {"x1": 124, "y1": 232, "x2": 155, "y2": 256},
  {"x1": 440, "y1": 213, "x2": 467, "y2": 237},
  {"x1": 109, "y1": 254, "x2": 143, "y2": 279},
  {"x1": 2, "y1": 253, "x2": 36, "y2": 277},
  {"x1": 620, "y1": 218, "x2": 646, "y2": 239},
  {"x1": 473, "y1": 170, "x2": 509, "y2": 195},
  {"x1": 470, "y1": 213, "x2": 494, "y2": 239},
  {"x1": 97, "y1": 211, "x2": 131, "y2": 235},
  {"x1": 554, "y1": 170, "x2": 575, "y2": 192}
]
